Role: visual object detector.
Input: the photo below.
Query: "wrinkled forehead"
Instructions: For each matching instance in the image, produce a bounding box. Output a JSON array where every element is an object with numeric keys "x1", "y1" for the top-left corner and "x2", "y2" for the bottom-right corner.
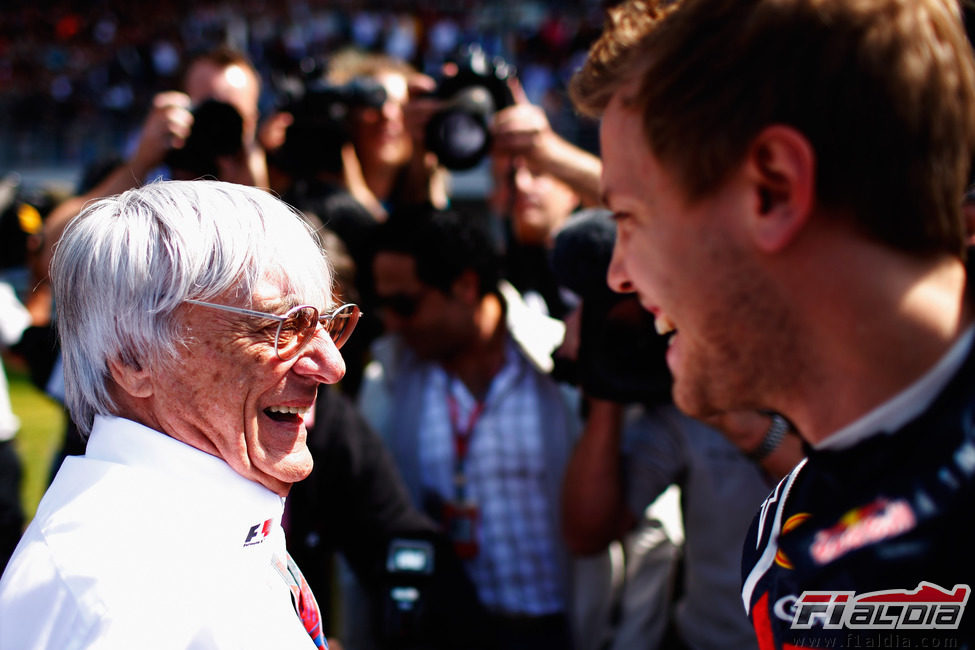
[
  {"x1": 261, "y1": 263, "x2": 332, "y2": 309},
  {"x1": 241, "y1": 270, "x2": 326, "y2": 311}
]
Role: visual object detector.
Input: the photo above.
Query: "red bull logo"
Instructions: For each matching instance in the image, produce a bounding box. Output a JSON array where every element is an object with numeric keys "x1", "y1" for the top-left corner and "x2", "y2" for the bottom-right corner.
[{"x1": 810, "y1": 498, "x2": 916, "y2": 565}]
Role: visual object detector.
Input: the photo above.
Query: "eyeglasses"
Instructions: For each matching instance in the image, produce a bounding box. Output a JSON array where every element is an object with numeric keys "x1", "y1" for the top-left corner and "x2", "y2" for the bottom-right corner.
[{"x1": 185, "y1": 299, "x2": 361, "y2": 360}]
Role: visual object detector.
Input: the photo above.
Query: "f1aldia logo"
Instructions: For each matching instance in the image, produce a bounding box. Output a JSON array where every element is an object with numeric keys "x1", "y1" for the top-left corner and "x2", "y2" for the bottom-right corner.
[{"x1": 791, "y1": 582, "x2": 969, "y2": 630}]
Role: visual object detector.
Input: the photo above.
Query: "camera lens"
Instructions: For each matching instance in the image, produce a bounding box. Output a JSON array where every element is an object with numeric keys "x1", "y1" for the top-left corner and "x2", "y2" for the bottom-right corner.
[
  {"x1": 427, "y1": 110, "x2": 489, "y2": 171},
  {"x1": 426, "y1": 86, "x2": 496, "y2": 171}
]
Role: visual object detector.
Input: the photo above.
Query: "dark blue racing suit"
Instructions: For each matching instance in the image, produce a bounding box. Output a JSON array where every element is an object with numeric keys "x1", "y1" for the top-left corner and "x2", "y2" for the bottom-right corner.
[{"x1": 741, "y1": 336, "x2": 975, "y2": 650}]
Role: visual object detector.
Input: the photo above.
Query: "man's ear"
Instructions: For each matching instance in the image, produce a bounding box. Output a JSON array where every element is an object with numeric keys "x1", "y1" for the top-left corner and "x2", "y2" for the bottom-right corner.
[
  {"x1": 107, "y1": 358, "x2": 153, "y2": 399},
  {"x1": 745, "y1": 125, "x2": 816, "y2": 253}
]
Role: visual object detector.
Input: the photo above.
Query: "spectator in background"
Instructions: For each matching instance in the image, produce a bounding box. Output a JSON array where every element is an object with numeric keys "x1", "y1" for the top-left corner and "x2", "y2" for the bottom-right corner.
[
  {"x1": 167, "y1": 46, "x2": 268, "y2": 186},
  {"x1": 489, "y1": 83, "x2": 603, "y2": 321},
  {"x1": 0, "y1": 176, "x2": 58, "y2": 575},
  {"x1": 262, "y1": 81, "x2": 386, "y2": 396},
  {"x1": 264, "y1": 48, "x2": 454, "y2": 396},
  {"x1": 490, "y1": 100, "x2": 583, "y2": 320},
  {"x1": 325, "y1": 49, "x2": 449, "y2": 220},
  {"x1": 285, "y1": 228, "x2": 493, "y2": 649},
  {"x1": 359, "y1": 207, "x2": 579, "y2": 650},
  {"x1": 0, "y1": 180, "x2": 356, "y2": 648},
  {"x1": 571, "y1": 0, "x2": 975, "y2": 646},
  {"x1": 39, "y1": 46, "x2": 268, "y2": 278}
]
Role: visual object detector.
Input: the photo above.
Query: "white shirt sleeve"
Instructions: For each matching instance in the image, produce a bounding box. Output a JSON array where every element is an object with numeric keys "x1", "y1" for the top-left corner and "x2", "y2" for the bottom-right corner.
[{"x1": 0, "y1": 536, "x2": 101, "y2": 649}]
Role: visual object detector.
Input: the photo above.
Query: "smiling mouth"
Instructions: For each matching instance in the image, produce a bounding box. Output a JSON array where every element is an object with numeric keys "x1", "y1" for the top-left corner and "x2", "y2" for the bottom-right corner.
[
  {"x1": 264, "y1": 405, "x2": 309, "y2": 424},
  {"x1": 654, "y1": 313, "x2": 677, "y2": 338}
]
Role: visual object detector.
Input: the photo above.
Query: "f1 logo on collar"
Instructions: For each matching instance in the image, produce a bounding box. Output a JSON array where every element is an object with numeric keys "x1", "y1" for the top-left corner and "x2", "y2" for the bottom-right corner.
[{"x1": 244, "y1": 519, "x2": 273, "y2": 546}]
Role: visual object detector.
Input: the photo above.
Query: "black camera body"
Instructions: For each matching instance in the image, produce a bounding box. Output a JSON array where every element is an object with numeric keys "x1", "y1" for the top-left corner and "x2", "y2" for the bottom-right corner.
[
  {"x1": 275, "y1": 77, "x2": 388, "y2": 178},
  {"x1": 551, "y1": 208, "x2": 675, "y2": 405},
  {"x1": 165, "y1": 99, "x2": 244, "y2": 179},
  {"x1": 380, "y1": 538, "x2": 435, "y2": 648},
  {"x1": 426, "y1": 46, "x2": 515, "y2": 171}
]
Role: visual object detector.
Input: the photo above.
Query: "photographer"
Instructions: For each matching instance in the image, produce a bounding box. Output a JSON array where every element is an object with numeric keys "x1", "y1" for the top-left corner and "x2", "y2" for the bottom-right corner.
[
  {"x1": 39, "y1": 46, "x2": 267, "y2": 281},
  {"x1": 490, "y1": 83, "x2": 602, "y2": 211},
  {"x1": 488, "y1": 83, "x2": 598, "y2": 321},
  {"x1": 320, "y1": 49, "x2": 448, "y2": 221},
  {"x1": 288, "y1": 380, "x2": 495, "y2": 650},
  {"x1": 267, "y1": 73, "x2": 388, "y2": 278}
]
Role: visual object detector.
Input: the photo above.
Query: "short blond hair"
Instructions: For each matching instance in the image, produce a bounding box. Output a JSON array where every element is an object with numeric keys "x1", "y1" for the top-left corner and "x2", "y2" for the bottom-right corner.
[
  {"x1": 572, "y1": 0, "x2": 975, "y2": 256},
  {"x1": 325, "y1": 48, "x2": 417, "y2": 85}
]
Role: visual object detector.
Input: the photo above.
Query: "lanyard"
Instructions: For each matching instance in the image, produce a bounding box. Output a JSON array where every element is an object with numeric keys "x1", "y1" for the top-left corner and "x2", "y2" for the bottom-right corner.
[{"x1": 447, "y1": 392, "x2": 485, "y2": 501}]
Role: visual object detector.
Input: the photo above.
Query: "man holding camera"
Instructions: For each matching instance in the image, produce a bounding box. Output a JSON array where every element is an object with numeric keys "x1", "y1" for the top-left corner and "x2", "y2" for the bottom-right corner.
[
  {"x1": 319, "y1": 50, "x2": 450, "y2": 221},
  {"x1": 572, "y1": 0, "x2": 975, "y2": 647},
  {"x1": 40, "y1": 46, "x2": 267, "y2": 276}
]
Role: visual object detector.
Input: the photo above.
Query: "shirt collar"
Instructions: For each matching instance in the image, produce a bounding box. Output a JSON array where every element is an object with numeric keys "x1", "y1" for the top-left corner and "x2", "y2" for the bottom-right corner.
[
  {"x1": 816, "y1": 326, "x2": 975, "y2": 451},
  {"x1": 86, "y1": 415, "x2": 285, "y2": 516}
]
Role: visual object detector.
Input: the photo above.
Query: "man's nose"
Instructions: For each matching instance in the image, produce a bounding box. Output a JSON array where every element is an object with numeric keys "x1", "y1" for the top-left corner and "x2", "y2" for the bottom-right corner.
[
  {"x1": 381, "y1": 98, "x2": 402, "y2": 122},
  {"x1": 291, "y1": 327, "x2": 346, "y2": 384},
  {"x1": 606, "y1": 240, "x2": 635, "y2": 294}
]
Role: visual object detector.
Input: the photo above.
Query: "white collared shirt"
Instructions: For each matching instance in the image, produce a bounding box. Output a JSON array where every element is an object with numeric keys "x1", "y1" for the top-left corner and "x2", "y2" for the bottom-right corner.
[{"x1": 0, "y1": 415, "x2": 316, "y2": 649}]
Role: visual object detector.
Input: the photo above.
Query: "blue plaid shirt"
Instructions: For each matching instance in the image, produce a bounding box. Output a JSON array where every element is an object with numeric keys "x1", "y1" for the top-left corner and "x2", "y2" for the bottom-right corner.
[{"x1": 418, "y1": 339, "x2": 564, "y2": 616}]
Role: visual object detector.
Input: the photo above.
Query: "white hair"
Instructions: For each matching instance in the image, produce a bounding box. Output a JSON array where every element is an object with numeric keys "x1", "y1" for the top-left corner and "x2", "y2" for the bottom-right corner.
[{"x1": 51, "y1": 180, "x2": 332, "y2": 435}]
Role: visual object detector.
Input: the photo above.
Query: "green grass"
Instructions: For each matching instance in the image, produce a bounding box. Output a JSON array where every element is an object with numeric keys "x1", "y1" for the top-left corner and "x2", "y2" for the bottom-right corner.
[{"x1": 6, "y1": 361, "x2": 65, "y2": 523}]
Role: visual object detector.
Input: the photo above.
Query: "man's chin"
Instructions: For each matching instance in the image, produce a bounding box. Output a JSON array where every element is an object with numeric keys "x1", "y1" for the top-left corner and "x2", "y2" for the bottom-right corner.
[
  {"x1": 262, "y1": 452, "x2": 315, "y2": 491},
  {"x1": 671, "y1": 380, "x2": 718, "y2": 422}
]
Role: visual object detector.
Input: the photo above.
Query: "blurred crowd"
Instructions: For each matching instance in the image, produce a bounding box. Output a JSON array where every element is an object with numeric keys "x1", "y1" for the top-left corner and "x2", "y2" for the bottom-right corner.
[{"x1": 0, "y1": 0, "x2": 603, "y2": 171}]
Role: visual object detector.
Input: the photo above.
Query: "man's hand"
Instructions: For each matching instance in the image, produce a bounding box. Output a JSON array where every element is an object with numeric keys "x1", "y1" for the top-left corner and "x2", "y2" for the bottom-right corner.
[
  {"x1": 258, "y1": 111, "x2": 294, "y2": 154},
  {"x1": 491, "y1": 100, "x2": 556, "y2": 173},
  {"x1": 129, "y1": 91, "x2": 193, "y2": 178},
  {"x1": 491, "y1": 80, "x2": 603, "y2": 206}
]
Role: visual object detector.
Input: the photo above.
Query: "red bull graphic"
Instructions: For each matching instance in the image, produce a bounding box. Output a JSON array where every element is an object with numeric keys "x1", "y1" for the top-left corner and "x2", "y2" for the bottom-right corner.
[{"x1": 809, "y1": 498, "x2": 916, "y2": 566}]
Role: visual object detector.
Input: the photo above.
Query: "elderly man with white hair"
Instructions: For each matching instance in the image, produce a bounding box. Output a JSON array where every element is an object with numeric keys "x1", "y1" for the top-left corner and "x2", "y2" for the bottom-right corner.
[{"x1": 0, "y1": 180, "x2": 359, "y2": 648}]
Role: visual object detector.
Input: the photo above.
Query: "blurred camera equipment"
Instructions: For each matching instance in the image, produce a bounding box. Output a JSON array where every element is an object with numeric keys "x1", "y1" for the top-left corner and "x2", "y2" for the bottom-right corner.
[
  {"x1": 426, "y1": 45, "x2": 515, "y2": 171},
  {"x1": 551, "y1": 208, "x2": 674, "y2": 404},
  {"x1": 381, "y1": 537, "x2": 435, "y2": 648},
  {"x1": 164, "y1": 99, "x2": 244, "y2": 178},
  {"x1": 273, "y1": 77, "x2": 388, "y2": 179}
]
